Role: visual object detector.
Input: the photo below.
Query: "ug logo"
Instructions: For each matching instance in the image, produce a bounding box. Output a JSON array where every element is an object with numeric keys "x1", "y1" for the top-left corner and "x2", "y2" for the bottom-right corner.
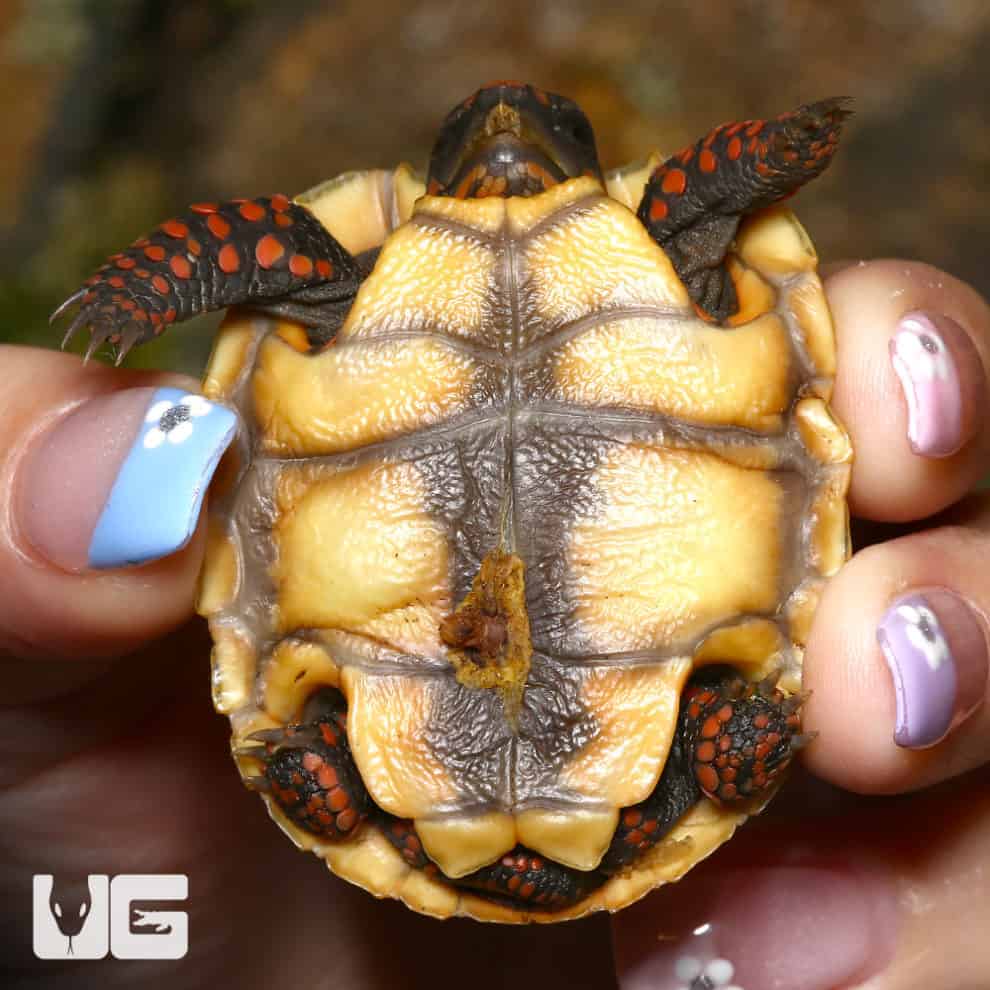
[{"x1": 32, "y1": 874, "x2": 188, "y2": 960}]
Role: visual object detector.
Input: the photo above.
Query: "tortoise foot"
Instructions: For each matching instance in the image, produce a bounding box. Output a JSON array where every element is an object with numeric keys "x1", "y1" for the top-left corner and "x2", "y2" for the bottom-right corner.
[
  {"x1": 244, "y1": 688, "x2": 370, "y2": 839},
  {"x1": 683, "y1": 672, "x2": 812, "y2": 805},
  {"x1": 51, "y1": 196, "x2": 360, "y2": 363},
  {"x1": 637, "y1": 98, "x2": 851, "y2": 322}
]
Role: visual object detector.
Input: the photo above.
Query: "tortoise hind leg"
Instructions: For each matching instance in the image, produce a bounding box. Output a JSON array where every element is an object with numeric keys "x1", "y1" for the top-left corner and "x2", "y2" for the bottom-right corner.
[
  {"x1": 681, "y1": 671, "x2": 813, "y2": 805},
  {"x1": 243, "y1": 687, "x2": 370, "y2": 840},
  {"x1": 52, "y1": 195, "x2": 362, "y2": 363},
  {"x1": 637, "y1": 98, "x2": 851, "y2": 322}
]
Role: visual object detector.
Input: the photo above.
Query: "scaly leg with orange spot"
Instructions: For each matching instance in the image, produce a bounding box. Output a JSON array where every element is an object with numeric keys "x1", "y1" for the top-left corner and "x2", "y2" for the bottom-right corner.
[
  {"x1": 242, "y1": 688, "x2": 371, "y2": 840},
  {"x1": 51, "y1": 195, "x2": 365, "y2": 363},
  {"x1": 637, "y1": 99, "x2": 851, "y2": 322}
]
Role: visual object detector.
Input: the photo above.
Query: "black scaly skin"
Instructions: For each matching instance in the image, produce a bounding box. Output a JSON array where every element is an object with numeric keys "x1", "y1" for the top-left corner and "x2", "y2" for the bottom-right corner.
[
  {"x1": 637, "y1": 98, "x2": 851, "y2": 322},
  {"x1": 52, "y1": 195, "x2": 362, "y2": 362},
  {"x1": 273, "y1": 672, "x2": 804, "y2": 913}
]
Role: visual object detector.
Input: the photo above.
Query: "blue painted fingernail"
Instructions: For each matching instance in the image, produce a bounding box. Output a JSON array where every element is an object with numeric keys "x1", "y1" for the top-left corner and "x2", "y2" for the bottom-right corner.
[
  {"x1": 20, "y1": 387, "x2": 237, "y2": 572},
  {"x1": 84, "y1": 388, "x2": 237, "y2": 568},
  {"x1": 877, "y1": 591, "x2": 988, "y2": 748}
]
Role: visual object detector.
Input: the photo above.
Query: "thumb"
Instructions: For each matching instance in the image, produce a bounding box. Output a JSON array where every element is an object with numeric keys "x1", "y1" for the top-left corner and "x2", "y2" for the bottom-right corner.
[{"x1": 0, "y1": 345, "x2": 234, "y2": 661}]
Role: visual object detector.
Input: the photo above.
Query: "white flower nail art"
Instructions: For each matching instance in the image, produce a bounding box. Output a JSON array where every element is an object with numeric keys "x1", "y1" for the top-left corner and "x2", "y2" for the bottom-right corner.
[
  {"x1": 143, "y1": 394, "x2": 214, "y2": 449},
  {"x1": 674, "y1": 953, "x2": 744, "y2": 990},
  {"x1": 892, "y1": 324, "x2": 950, "y2": 383},
  {"x1": 895, "y1": 602, "x2": 950, "y2": 670}
]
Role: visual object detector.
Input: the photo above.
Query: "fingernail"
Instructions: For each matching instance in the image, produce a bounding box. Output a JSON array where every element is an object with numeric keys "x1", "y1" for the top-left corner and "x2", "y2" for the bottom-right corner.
[
  {"x1": 613, "y1": 859, "x2": 898, "y2": 990},
  {"x1": 877, "y1": 590, "x2": 988, "y2": 748},
  {"x1": 19, "y1": 387, "x2": 237, "y2": 571},
  {"x1": 889, "y1": 312, "x2": 965, "y2": 457}
]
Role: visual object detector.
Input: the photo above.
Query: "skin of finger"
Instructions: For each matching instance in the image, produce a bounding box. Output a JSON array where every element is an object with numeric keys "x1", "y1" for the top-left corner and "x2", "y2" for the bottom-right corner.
[
  {"x1": 825, "y1": 260, "x2": 990, "y2": 522},
  {"x1": 0, "y1": 627, "x2": 618, "y2": 989},
  {"x1": 612, "y1": 768, "x2": 990, "y2": 990},
  {"x1": 0, "y1": 345, "x2": 205, "y2": 662},
  {"x1": 802, "y1": 497, "x2": 990, "y2": 795}
]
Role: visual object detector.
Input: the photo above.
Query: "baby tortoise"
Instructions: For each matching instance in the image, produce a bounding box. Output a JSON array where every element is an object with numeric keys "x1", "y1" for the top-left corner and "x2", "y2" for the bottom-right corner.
[{"x1": 54, "y1": 81, "x2": 852, "y2": 922}]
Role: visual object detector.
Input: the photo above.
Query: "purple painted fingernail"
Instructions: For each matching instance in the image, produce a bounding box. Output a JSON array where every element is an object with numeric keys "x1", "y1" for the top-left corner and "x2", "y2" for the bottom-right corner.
[
  {"x1": 877, "y1": 591, "x2": 988, "y2": 748},
  {"x1": 889, "y1": 313, "x2": 964, "y2": 457}
]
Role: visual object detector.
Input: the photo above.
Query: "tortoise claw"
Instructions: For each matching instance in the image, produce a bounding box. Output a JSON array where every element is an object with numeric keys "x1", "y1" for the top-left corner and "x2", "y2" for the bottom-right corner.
[
  {"x1": 242, "y1": 774, "x2": 271, "y2": 792},
  {"x1": 780, "y1": 690, "x2": 811, "y2": 715},
  {"x1": 755, "y1": 669, "x2": 783, "y2": 699},
  {"x1": 50, "y1": 288, "x2": 87, "y2": 326},
  {"x1": 245, "y1": 724, "x2": 324, "y2": 749},
  {"x1": 789, "y1": 731, "x2": 818, "y2": 751}
]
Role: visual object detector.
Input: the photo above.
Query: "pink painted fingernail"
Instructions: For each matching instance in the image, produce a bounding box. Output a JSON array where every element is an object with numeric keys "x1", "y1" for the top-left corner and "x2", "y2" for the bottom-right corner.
[
  {"x1": 613, "y1": 858, "x2": 899, "y2": 990},
  {"x1": 889, "y1": 312, "x2": 964, "y2": 457},
  {"x1": 877, "y1": 590, "x2": 988, "y2": 748}
]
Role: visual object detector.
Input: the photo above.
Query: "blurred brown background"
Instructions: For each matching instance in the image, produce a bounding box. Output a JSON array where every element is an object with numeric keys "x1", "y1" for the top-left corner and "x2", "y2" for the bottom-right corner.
[{"x1": 1, "y1": 0, "x2": 988, "y2": 376}]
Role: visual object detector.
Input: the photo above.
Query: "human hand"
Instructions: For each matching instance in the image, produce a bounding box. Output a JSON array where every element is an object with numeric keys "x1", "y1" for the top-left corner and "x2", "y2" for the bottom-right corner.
[{"x1": 614, "y1": 261, "x2": 990, "y2": 990}]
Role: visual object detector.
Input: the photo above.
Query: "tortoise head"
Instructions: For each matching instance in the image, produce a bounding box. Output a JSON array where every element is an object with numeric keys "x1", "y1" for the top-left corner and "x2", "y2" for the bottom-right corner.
[{"x1": 426, "y1": 81, "x2": 603, "y2": 198}]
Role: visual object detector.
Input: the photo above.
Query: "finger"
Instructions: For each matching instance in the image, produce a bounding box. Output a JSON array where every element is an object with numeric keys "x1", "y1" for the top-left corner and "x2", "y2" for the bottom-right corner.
[
  {"x1": 0, "y1": 346, "x2": 234, "y2": 661},
  {"x1": 613, "y1": 768, "x2": 990, "y2": 990},
  {"x1": 825, "y1": 260, "x2": 990, "y2": 521},
  {"x1": 801, "y1": 494, "x2": 990, "y2": 795}
]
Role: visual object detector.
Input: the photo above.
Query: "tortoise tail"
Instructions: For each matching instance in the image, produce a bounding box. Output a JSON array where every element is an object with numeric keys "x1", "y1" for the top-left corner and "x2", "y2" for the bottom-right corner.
[{"x1": 52, "y1": 195, "x2": 360, "y2": 364}]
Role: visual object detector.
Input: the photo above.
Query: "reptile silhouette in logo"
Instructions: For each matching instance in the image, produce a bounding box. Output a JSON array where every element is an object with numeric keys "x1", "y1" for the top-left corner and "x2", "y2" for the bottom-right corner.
[
  {"x1": 33, "y1": 874, "x2": 109, "y2": 959},
  {"x1": 32, "y1": 874, "x2": 187, "y2": 960},
  {"x1": 48, "y1": 874, "x2": 93, "y2": 954},
  {"x1": 131, "y1": 909, "x2": 173, "y2": 935}
]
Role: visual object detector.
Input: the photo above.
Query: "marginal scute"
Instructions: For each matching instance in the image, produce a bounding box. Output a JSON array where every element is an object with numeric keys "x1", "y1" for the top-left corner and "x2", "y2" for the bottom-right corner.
[
  {"x1": 727, "y1": 258, "x2": 776, "y2": 326},
  {"x1": 551, "y1": 311, "x2": 791, "y2": 432},
  {"x1": 296, "y1": 169, "x2": 392, "y2": 255},
  {"x1": 259, "y1": 639, "x2": 342, "y2": 723},
  {"x1": 209, "y1": 624, "x2": 255, "y2": 715},
  {"x1": 415, "y1": 813, "x2": 517, "y2": 878},
  {"x1": 603, "y1": 152, "x2": 663, "y2": 210},
  {"x1": 252, "y1": 331, "x2": 477, "y2": 456},
  {"x1": 202, "y1": 313, "x2": 257, "y2": 400},
  {"x1": 274, "y1": 320, "x2": 310, "y2": 352},
  {"x1": 196, "y1": 520, "x2": 239, "y2": 617},
  {"x1": 787, "y1": 272, "x2": 837, "y2": 380},
  {"x1": 694, "y1": 619, "x2": 786, "y2": 669},
  {"x1": 569, "y1": 445, "x2": 784, "y2": 652},
  {"x1": 785, "y1": 580, "x2": 824, "y2": 650},
  {"x1": 561, "y1": 662, "x2": 690, "y2": 805},
  {"x1": 392, "y1": 163, "x2": 426, "y2": 224},
  {"x1": 736, "y1": 206, "x2": 818, "y2": 276},
  {"x1": 515, "y1": 808, "x2": 619, "y2": 871},
  {"x1": 809, "y1": 484, "x2": 852, "y2": 577},
  {"x1": 271, "y1": 460, "x2": 449, "y2": 636},
  {"x1": 795, "y1": 396, "x2": 853, "y2": 465}
]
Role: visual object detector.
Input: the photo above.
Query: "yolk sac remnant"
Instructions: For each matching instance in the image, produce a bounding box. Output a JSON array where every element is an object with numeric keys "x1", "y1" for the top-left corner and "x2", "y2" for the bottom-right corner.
[{"x1": 439, "y1": 550, "x2": 533, "y2": 725}]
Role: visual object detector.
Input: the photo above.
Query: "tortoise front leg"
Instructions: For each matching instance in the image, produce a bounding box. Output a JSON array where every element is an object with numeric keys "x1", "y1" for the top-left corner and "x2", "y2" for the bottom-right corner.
[
  {"x1": 637, "y1": 98, "x2": 851, "y2": 322},
  {"x1": 51, "y1": 195, "x2": 362, "y2": 362}
]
